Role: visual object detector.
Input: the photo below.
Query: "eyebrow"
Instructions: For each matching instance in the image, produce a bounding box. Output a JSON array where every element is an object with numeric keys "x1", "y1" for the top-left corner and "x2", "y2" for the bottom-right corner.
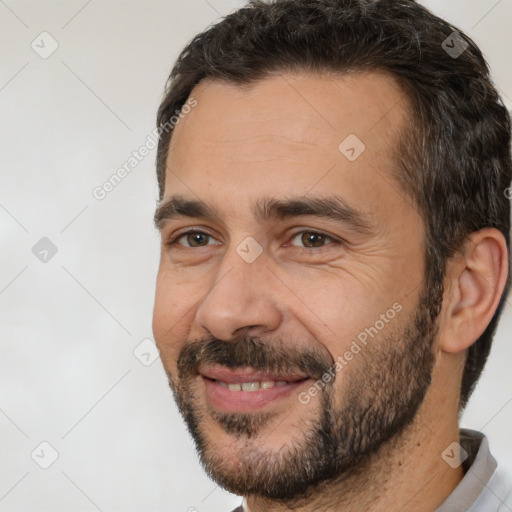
[{"x1": 154, "y1": 194, "x2": 374, "y2": 235}]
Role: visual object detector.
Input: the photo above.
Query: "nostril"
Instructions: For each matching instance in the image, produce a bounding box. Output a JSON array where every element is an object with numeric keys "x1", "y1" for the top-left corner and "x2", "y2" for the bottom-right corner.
[{"x1": 233, "y1": 325, "x2": 265, "y2": 338}]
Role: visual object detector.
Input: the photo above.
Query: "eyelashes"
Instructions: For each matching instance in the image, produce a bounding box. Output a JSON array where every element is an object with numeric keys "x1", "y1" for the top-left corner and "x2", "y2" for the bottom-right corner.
[
  {"x1": 167, "y1": 229, "x2": 341, "y2": 250},
  {"x1": 167, "y1": 230, "x2": 220, "y2": 248}
]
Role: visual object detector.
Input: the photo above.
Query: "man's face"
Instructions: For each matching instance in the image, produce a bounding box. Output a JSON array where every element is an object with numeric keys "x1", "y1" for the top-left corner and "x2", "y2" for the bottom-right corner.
[{"x1": 152, "y1": 72, "x2": 437, "y2": 498}]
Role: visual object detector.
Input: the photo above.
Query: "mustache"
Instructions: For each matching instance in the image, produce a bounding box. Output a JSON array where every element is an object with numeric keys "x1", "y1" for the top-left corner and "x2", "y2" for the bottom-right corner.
[{"x1": 177, "y1": 336, "x2": 333, "y2": 381}]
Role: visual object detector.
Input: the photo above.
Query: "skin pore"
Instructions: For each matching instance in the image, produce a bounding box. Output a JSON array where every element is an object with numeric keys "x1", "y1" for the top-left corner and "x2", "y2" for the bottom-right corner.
[{"x1": 152, "y1": 72, "x2": 508, "y2": 511}]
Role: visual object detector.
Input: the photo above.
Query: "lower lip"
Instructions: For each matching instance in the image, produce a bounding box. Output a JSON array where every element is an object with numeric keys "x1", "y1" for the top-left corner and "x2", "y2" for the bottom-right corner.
[{"x1": 202, "y1": 377, "x2": 311, "y2": 413}]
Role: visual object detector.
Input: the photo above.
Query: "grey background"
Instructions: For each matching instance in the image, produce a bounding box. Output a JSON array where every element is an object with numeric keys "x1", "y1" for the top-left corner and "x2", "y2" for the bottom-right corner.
[{"x1": 1, "y1": 1, "x2": 511, "y2": 511}]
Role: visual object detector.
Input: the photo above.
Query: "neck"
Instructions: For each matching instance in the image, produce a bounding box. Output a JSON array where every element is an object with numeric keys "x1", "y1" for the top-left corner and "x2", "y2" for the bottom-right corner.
[{"x1": 246, "y1": 408, "x2": 464, "y2": 512}]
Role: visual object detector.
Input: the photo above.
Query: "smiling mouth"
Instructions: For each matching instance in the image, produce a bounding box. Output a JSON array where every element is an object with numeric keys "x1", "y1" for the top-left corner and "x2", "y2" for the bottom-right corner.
[
  {"x1": 199, "y1": 366, "x2": 312, "y2": 412},
  {"x1": 200, "y1": 365, "x2": 309, "y2": 386},
  {"x1": 213, "y1": 379, "x2": 296, "y2": 391}
]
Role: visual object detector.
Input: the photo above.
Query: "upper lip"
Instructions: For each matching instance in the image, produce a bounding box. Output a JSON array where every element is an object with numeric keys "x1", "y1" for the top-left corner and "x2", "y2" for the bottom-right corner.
[{"x1": 200, "y1": 366, "x2": 309, "y2": 384}]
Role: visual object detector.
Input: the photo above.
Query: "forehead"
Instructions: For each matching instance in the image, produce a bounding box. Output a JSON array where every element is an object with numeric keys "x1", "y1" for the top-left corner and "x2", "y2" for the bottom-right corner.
[{"x1": 164, "y1": 71, "x2": 410, "y2": 216}]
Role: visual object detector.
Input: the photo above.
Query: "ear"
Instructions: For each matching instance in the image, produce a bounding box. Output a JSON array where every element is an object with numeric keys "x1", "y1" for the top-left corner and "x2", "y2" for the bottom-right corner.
[{"x1": 439, "y1": 228, "x2": 509, "y2": 354}]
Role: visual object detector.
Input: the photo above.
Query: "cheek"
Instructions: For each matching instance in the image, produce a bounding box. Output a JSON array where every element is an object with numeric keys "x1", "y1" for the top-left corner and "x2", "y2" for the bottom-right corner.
[
  {"x1": 290, "y1": 271, "x2": 401, "y2": 361},
  {"x1": 152, "y1": 272, "x2": 196, "y2": 369}
]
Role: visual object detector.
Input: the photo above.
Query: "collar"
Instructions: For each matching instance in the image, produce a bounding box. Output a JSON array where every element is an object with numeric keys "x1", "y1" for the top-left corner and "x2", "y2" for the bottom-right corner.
[{"x1": 435, "y1": 428, "x2": 497, "y2": 511}]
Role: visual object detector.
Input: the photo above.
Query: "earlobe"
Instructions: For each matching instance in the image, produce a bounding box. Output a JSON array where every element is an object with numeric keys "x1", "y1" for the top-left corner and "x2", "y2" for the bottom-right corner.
[{"x1": 440, "y1": 228, "x2": 509, "y2": 354}]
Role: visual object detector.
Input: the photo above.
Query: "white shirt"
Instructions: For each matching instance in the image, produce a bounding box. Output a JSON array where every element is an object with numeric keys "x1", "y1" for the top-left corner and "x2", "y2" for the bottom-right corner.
[
  {"x1": 436, "y1": 429, "x2": 512, "y2": 511},
  {"x1": 233, "y1": 429, "x2": 512, "y2": 512}
]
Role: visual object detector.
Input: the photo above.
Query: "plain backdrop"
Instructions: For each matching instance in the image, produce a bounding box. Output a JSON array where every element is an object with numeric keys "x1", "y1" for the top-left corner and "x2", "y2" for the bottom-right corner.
[{"x1": 1, "y1": 1, "x2": 511, "y2": 511}]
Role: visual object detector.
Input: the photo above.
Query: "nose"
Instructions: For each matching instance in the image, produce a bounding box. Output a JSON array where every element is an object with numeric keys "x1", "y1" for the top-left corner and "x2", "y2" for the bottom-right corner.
[{"x1": 194, "y1": 247, "x2": 283, "y2": 341}]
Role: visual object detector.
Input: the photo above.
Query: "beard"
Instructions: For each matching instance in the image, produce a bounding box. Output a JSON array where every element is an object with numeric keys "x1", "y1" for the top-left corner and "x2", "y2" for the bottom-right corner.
[{"x1": 166, "y1": 285, "x2": 439, "y2": 501}]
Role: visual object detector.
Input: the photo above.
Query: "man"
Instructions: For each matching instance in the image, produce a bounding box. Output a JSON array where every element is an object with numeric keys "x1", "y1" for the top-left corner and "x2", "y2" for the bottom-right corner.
[{"x1": 151, "y1": 0, "x2": 512, "y2": 510}]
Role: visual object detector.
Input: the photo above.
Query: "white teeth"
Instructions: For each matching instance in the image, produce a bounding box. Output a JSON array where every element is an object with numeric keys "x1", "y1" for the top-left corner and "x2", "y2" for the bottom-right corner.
[
  {"x1": 216, "y1": 380, "x2": 289, "y2": 391},
  {"x1": 242, "y1": 382, "x2": 261, "y2": 391}
]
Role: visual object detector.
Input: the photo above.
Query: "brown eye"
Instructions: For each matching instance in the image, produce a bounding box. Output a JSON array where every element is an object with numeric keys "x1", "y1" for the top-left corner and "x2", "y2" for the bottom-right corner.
[
  {"x1": 290, "y1": 231, "x2": 334, "y2": 248},
  {"x1": 171, "y1": 231, "x2": 219, "y2": 247},
  {"x1": 186, "y1": 233, "x2": 210, "y2": 246}
]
